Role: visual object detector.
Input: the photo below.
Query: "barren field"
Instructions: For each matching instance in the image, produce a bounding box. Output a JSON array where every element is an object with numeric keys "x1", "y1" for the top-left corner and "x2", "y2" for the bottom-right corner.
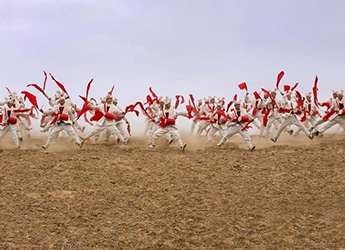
[{"x1": 1, "y1": 133, "x2": 345, "y2": 249}]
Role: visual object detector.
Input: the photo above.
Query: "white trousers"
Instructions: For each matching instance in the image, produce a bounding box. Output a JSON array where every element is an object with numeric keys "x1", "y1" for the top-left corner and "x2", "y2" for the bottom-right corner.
[
  {"x1": 207, "y1": 124, "x2": 227, "y2": 141},
  {"x1": 148, "y1": 122, "x2": 171, "y2": 145},
  {"x1": 190, "y1": 119, "x2": 199, "y2": 134},
  {"x1": 318, "y1": 116, "x2": 345, "y2": 134},
  {"x1": 44, "y1": 123, "x2": 81, "y2": 148},
  {"x1": 261, "y1": 115, "x2": 281, "y2": 137},
  {"x1": 116, "y1": 121, "x2": 130, "y2": 140},
  {"x1": 294, "y1": 116, "x2": 317, "y2": 136},
  {"x1": 84, "y1": 123, "x2": 124, "y2": 142},
  {"x1": 196, "y1": 120, "x2": 210, "y2": 136},
  {"x1": 0, "y1": 124, "x2": 19, "y2": 146},
  {"x1": 272, "y1": 115, "x2": 309, "y2": 140},
  {"x1": 94, "y1": 121, "x2": 130, "y2": 143},
  {"x1": 152, "y1": 125, "x2": 183, "y2": 147},
  {"x1": 219, "y1": 124, "x2": 253, "y2": 149}
]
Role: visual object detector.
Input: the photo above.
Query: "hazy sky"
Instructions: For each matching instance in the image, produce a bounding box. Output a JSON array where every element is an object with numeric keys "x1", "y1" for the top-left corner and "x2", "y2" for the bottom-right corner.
[{"x1": 1, "y1": 0, "x2": 344, "y2": 131}]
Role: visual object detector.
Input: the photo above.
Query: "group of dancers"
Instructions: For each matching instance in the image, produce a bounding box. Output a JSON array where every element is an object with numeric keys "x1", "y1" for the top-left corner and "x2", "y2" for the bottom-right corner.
[{"x1": 0, "y1": 71, "x2": 344, "y2": 151}]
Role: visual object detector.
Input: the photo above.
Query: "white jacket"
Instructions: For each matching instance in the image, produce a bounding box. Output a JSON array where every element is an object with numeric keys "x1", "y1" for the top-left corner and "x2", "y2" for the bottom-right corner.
[{"x1": 93, "y1": 103, "x2": 122, "y2": 126}]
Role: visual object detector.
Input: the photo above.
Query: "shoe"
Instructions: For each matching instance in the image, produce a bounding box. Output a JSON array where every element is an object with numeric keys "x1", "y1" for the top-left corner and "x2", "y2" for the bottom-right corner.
[
  {"x1": 168, "y1": 139, "x2": 173, "y2": 145},
  {"x1": 314, "y1": 131, "x2": 323, "y2": 138},
  {"x1": 42, "y1": 145, "x2": 47, "y2": 150},
  {"x1": 271, "y1": 138, "x2": 277, "y2": 143},
  {"x1": 216, "y1": 142, "x2": 223, "y2": 147},
  {"x1": 16, "y1": 145, "x2": 21, "y2": 149},
  {"x1": 180, "y1": 143, "x2": 187, "y2": 151},
  {"x1": 288, "y1": 130, "x2": 293, "y2": 135},
  {"x1": 249, "y1": 146, "x2": 255, "y2": 152},
  {"x1": 78, "y1": 140, "x2": 84, "y2": 148},
  {"x1": 308, "y1": 134, "x2": 314, "y2": 140},
  {"x1": 148, "y1": 145, "x2": 155, "y2": 149},
  {"x1": 123, "y1": 138, "x2": 129, "y2": 145},
  {"x1": 19, "y1": 138, "x2": 23, "y2": 142}
]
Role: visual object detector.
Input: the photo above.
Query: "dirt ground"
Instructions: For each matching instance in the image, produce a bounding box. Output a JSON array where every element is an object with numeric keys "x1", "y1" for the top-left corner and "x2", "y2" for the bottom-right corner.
[{"x1": 1, "y1": 132, "x2": 345, "y2": 250}]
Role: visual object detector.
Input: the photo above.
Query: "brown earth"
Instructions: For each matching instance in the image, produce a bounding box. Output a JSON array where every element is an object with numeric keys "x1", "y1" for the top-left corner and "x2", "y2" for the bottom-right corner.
[{"x1": 1, "y1": 133, "x2": 345, "y2": 249}]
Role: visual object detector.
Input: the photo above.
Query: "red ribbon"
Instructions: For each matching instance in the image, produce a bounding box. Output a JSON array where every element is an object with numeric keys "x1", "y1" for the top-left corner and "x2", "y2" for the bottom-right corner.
[
  {"x1": 276, "y1": 71, "x2": 284, "y2": 89},
  {"x1": 49, "y1": 73, "x2": 69, "y2": 97}
]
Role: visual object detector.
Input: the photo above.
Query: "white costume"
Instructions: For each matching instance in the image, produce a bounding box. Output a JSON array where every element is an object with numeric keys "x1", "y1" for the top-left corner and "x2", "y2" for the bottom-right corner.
[
  {"x1": 216, "y1": 103, "x2": 255, "y2": 151},
  {"x1": 0, "y1": 101, "x2": 21, "y2": 148},
  {"x1": 82, "y1": 98, "x2": 126, "y2": 144},
  {"x1": 315, "y1": 92, "x2": 345, "y2": 135},
  {"x1": 42, "y1": 99, "x2": 82, "y2": 149},
  {"x1": 294, "y1": 93, "x2": 319, "y2": 136},
  {"x1": 271, "y1": 93, "x2": 312, "y2": 142},
  {"x1": 149, "y1": 98, "x2": 186, "y2": 150},
  {"x1": 207, "y1": 104, "x2": 228, "y2": 142}
]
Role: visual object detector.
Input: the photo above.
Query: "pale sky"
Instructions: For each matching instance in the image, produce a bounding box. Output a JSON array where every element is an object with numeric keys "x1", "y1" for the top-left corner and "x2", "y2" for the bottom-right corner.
[{"x1": 1, "y1": 0, "x2": 344, "y2": 132}]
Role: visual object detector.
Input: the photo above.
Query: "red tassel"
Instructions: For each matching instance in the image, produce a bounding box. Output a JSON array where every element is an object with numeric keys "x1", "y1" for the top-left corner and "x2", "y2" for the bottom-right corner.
[
  {"x1": 313, "y1": 75, "x2": 319, "y2": 107},
  {"x1": 79, "y1": 95, "x2": 88, "y2": 103},
  {"x1": 238, "y1": 82, "x2": 248, "y2": 91},
  {"x1": 127, "y1": 124, "x2": 131, "y2": 136},
  {"x1": 133, "y1": 101, "x2": 151, "y2": 118},
  {"x1": 146, "y1": 95, "x2": 153, "y2": 105},
  {"x1": 149, "y1": 87, "x2": 158, "y2": 99},
  {"x1": 90, "y1": 109, "x2": 104, "y2": 121},
  {"x1": 175, "y1": 95, "x2": 185, "y2": 109},
  {"x1": 125, "y1": 104, "x2": 134, "y2": 113},
  {"x1": 90, "y1": 98, "x2": 98, "y2": 105},
  {"x1": 125, "y1": 105, "x2": 140, "y2": 117},
  {"x1": 50, "y1": 113, "x2": 58, "y2": 125},
  {"x1": 43, "y1": 70, "x2": 47, "y2": 91},
  {"x1": 262, "y1": 109, "x2": 270, "y2": 127},
  {"x1": 226, "y1": 94, "x2": 237, "y2": 112},
  {"x1": 216, "y1": 110, "x2": 229, "y2": 119},
  {"x1": 320, "y1": 102, "x2": 330, "y2": 109},
  {"x1": 108, "y1": 85, "x2": 115, "y2": 96},
  {"x1": 300, "y1": 109, "x2": 307, "y2": 122},
  {"x1": 27, "y1": 83, "x2": 47, "y2": 97},
  {"x1": 283, "y1": 85, "x2": 290, "y2": 92},
  {"x1": 322, "y1": 110, "x2": 336, "y2": 121},
  {"x1": 276, "y1": 71, "x2": 284, "y2": 89},
  {"x1": 77, "y1": 102, "x2": 92, "y2": 120},
  {"x1": 241, "y1": 120, "x2": 252, "y2": 131},
  {"x1": 186, "y1": 105, "x2": 194, "y2": 118},
  {"x1": 13, "y1": 108, "x2": 32, "y2": 113},
  {"x1": 21, "y1": 91, "x2": 39, "y2": 109},
  {"x1": 314, "y1": 75, "x2": 318, "y2": 89},
  {"x1": 86, "y1": 78, "x2": 94, "y2": 100},
  {"x1": 253, "y1": 91, "x2": 261, "y2": 99},
  {"x1": 291, "y1": 82, "x2": 299, "y2": 92},
  {"x1": 49, "y1": 73, "x2": 69, "y2": 96},
  {"x1": 189, "y1": 94, "x2": 197, "y2": 110}
]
